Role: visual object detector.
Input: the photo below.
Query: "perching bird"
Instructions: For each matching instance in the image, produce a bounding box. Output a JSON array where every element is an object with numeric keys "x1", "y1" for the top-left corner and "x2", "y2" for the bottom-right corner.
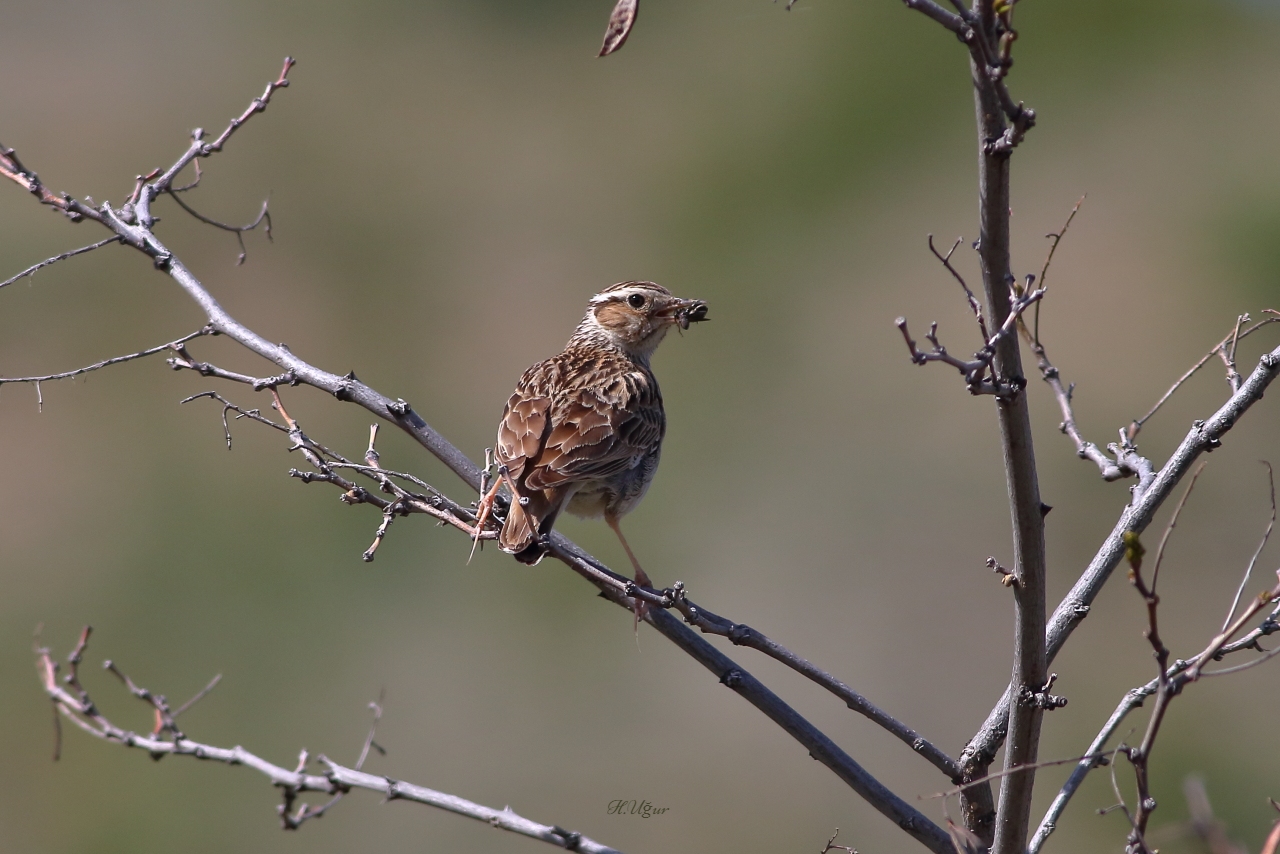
[{"x1": 473, "y1": 281, "x2": 708, "y2": 598}]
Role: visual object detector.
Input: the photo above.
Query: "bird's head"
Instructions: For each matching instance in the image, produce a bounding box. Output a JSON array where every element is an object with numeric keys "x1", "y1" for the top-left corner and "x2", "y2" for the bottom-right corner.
[{"x1": 577, "y1": 281, "x2": 709, "y2": 361}]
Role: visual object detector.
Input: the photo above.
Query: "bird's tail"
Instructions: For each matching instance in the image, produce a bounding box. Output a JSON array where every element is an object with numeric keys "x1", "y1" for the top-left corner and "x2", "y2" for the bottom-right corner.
[{"x1": 499, "y1": 489, "x2": 564, "y2": 566}]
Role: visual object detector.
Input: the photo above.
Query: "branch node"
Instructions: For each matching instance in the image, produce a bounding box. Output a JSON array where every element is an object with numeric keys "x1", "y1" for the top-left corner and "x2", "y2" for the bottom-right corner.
[
  {"x1": 987, "y1": 556, "x2": 1019, "y2": 587},
  {"x1": 1017, "y1": 674, "x2": 1068, "y2": 710}
]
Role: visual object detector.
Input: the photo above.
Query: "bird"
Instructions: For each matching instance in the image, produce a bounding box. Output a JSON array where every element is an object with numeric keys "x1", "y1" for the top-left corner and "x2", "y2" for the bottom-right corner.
[{"x1": 472, "y1": 281, "x2": 708, "y2": 610}]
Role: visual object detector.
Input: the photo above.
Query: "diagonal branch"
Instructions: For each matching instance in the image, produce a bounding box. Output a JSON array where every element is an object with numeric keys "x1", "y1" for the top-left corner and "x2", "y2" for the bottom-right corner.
[
  {"x1": 0, "y1": 64, "x2": 958, "y2": 849},
  {"x1": 0, "y1": 327, "x2": 214, "y2": 388},
  {"x1": 1029, "y1": 581, "x2": 1280, "y2": 852},
  {"x1": 1127, "y1": 312, "x2": 1280, "y2": 442},
  {"x1": 965, "y1": 337, "x2": 1280, "y2": 788},
  {"x1": 177, "y1": 371, "x2": 962, "y2": 785},
  {"x1": 0, "y1": 236, "x2": 122, "y2": 290},
  {"x1": 1221, "y1": 461, "x2": 1276, "y2": 631}
]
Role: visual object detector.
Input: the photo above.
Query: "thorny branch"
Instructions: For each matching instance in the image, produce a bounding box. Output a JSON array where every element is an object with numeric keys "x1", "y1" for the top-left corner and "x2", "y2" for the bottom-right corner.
[
  {"x1": 279, "y1": 693, "x2": 384, "y2": 829},
  {"x1": 7, "y1": 45, "x2": 1280, "y2": 854},
  {"x1": 896, "y1": 249, "x2": 1045, "y2": 398},
  {"x1": 965, "y1": 329, "x2": 1280, "y2": 809},
  {"x1": 0, "y1": 327, "x2": 215, "y2": 411},
  {"x1": 1029, "y1": 517, "x2": 1280, "y2": 852},
  {"x1": 180, "y1": 374, "x2": 967, "y2": 821},
  {"x1": 177, "y1": 389, "x2": 492, "y2": 548},
  {"x1": 0, "y1": 64, "x2": 960, "y2": 844},
  {"x1": 1015, "y1": 200, "x2": 1151, "y2": 483},
  {"x1": 34, "y1": 630, "x2": 621, "y2": 853}
]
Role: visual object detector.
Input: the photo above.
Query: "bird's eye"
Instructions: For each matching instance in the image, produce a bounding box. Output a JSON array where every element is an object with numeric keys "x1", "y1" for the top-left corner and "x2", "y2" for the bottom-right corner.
[{"x1": 627, "y1": 293, "x2": 646, "y2": 309}]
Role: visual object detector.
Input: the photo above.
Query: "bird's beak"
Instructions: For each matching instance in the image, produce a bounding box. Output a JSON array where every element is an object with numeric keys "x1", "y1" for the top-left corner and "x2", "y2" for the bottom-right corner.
[{"x1": 659, "y1": 298, "x2": 710, "y2": 330}]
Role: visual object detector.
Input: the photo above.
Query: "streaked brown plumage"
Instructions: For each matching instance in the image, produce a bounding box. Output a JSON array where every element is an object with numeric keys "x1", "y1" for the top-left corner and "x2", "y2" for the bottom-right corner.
[{"x1": 478, "y1": 282, "x2": 708, "y2": 591}]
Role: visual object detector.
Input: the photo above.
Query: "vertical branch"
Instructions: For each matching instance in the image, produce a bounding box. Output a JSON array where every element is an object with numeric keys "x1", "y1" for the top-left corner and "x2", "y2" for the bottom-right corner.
[{"x1": 962, "y1": 3, "x2": 1047, "y2": 851}]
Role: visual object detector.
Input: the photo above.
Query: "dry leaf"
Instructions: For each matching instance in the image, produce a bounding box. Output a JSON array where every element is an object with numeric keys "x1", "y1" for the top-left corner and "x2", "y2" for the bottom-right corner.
[{"x1": 598, "y1": 0, "x2": 638, "y2": 57}]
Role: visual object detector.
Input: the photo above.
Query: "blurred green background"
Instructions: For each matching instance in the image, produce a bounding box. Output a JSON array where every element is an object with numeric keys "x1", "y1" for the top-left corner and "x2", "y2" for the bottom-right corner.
[{"x1": 3, "y1": 1, "x2": 1279, "y2": 852}]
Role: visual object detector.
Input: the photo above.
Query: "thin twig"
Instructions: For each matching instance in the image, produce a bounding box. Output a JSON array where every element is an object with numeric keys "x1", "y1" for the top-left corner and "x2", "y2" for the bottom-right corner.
[
  {"x1": 929, "y1": 234, "x2": 990, "y2": 342},
  {"x1": 966, "y1": 337, "x2": 1280, "y2": 784},
  {"x1": 1030, "y1": 196, "x2": 1083, "y2": 345},
  {"x1": 897, "y1": 284, "x2": 1044, "y2": 398},
  {"x1": 1198, "y1": 643, "x2": 1280, "y2": 677},
  {"x1": 0, "y1": 237, "x2": 122, "y2": 290},
  {"x1": 1222, "y1": 461, "x2": 1275, "y2": 631},
  {"x1": 1128, "y1": 312, "x2": 1280, "y2": 441},
  {"x1": 1150, "y1": 461, "x2": 1206, "y2": 593},
  {"x1": 0, "y1": 327, "x2": 213, "y2": 387},
  {"x1": 281, "y1": 692, "x2": 386, "y2": 828},
  {"x1": 1032, "y1": 596, "x2": 1280, "y2": 851},
  {"x1": 166, "y1": 193, "x2": 270, "y2": 265},
  {"x1": 818, "y1": 828, "x2": 858, "y2": 854},
  {"x1": 173, "y1": 674, "x2": 222, "y2": 718},
  {"x1": 1222, "y1": 314, "x2": 1248, "y2": 393}
]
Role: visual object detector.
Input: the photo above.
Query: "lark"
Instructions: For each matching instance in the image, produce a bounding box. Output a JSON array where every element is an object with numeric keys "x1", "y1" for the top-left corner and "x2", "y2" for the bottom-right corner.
[{"x1": 473, "y1": 282, "x2": 708, "y2": 602}]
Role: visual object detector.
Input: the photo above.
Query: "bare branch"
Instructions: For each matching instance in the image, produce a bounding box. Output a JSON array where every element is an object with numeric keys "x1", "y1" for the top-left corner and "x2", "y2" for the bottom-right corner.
[
  {"x1": 1127, "y1": 312, "x2": 1280, "y2": 442},
  {"x1": 0, "y1": 142, "x2": 104, "y2": 223},
  {"x1": 173, "y1": 674, "x2": 222, "y2": 718},
  {"x1": 147, "y1": 57, "x2": 296, "y2": 198},
  {"x1": 966, "y1": 338, "x2": 1280, "y2": 786},
  {"x1": 1150, "y1": 461, "x2": 1206, "y2": 593},
  {"x1": 166, "y1": 193, "x2": 270, "y2": 265},
  {"x1": 1222, "y1": 461, "x2": 1275, "y2": 631},
  {"x1": 1016, "y1": 198, "x2": 1148, "y2": 483},
  {"x1": 896, "y1": 284, "x2": 1044, "y2": 398},
  {"x1": 634, "y1": 603, "x2": 954, "y2": 853},
  {"x1": 1199, "y1": 643, "x2": 1280, "y2": 677},
  {"x1": 0, "y1": 236, "x2": 122, "y2": 291},
  {"x1": 1220, "y1": 313, "x2": 1248, "y2": 393},
  {"x1": 660, "y1": 580, "x2": 962, "y2": 781},
  {"x1": 1035, "y1": 197, "x2": 1083, "y2": 300},
  {"x1": 1120, "y1": 561, "x2": 1280, "y2": 849},
  {"x1": 1030, "y1": 576, "x2": 1280, "y2": 852},
  {"x1": 1033, "y1": 345, "x2": 1136, "y2": 481},
  {"x1": 35, "y1": 631, "x2": 622, "y2": 853},
  {"x1": 901, "y1": 0, "x2": 966, "y2": 35},
  {"x1": 929, "y1": 234, "x2": 990, "y2": 342},
  {"x1": 0, "y1": 327, "x2": 214, "y2": 388},
  {"x1": 818, "y1": 828, "x2": 859, "y2": 854},
  {"x1": 280, "y1": 694, "x2": 384, "y2": 829}
]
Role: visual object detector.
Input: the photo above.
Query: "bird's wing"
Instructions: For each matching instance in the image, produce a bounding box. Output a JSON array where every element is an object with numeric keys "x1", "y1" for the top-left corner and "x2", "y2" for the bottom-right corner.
[
  {"x1": 495, "y1": 386, "x2": 553, "y2": 484},
  {"x1": 497, "y1": 356, "x2": 663, "y2": 493},
  {"x1": 526, "y1": 379, "x2": 664, "y2": 490}
]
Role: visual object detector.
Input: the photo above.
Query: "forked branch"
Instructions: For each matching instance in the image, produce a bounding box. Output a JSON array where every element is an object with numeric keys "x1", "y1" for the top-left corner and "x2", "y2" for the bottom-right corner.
[
  {"x1": 0, "y1": 62, "x2": 955, "y2": 852},
  {"x1": 35, "y1": 630, "x2": 621, "y2": 853}
]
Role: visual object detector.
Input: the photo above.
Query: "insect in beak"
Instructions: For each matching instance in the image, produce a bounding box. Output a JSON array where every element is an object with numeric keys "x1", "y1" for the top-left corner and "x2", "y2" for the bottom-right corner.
[{"x1": 671, "y1": 299, "x2": 709, "y2": 330}]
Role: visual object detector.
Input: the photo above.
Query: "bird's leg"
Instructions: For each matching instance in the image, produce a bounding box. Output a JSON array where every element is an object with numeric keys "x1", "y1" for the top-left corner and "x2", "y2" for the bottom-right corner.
[
  {"x1": 606, "y1": 513, "x2": 651, "y2": 628},
  {"x1": 469, "y1": 460, "x2": 517, "y2": 564}
]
